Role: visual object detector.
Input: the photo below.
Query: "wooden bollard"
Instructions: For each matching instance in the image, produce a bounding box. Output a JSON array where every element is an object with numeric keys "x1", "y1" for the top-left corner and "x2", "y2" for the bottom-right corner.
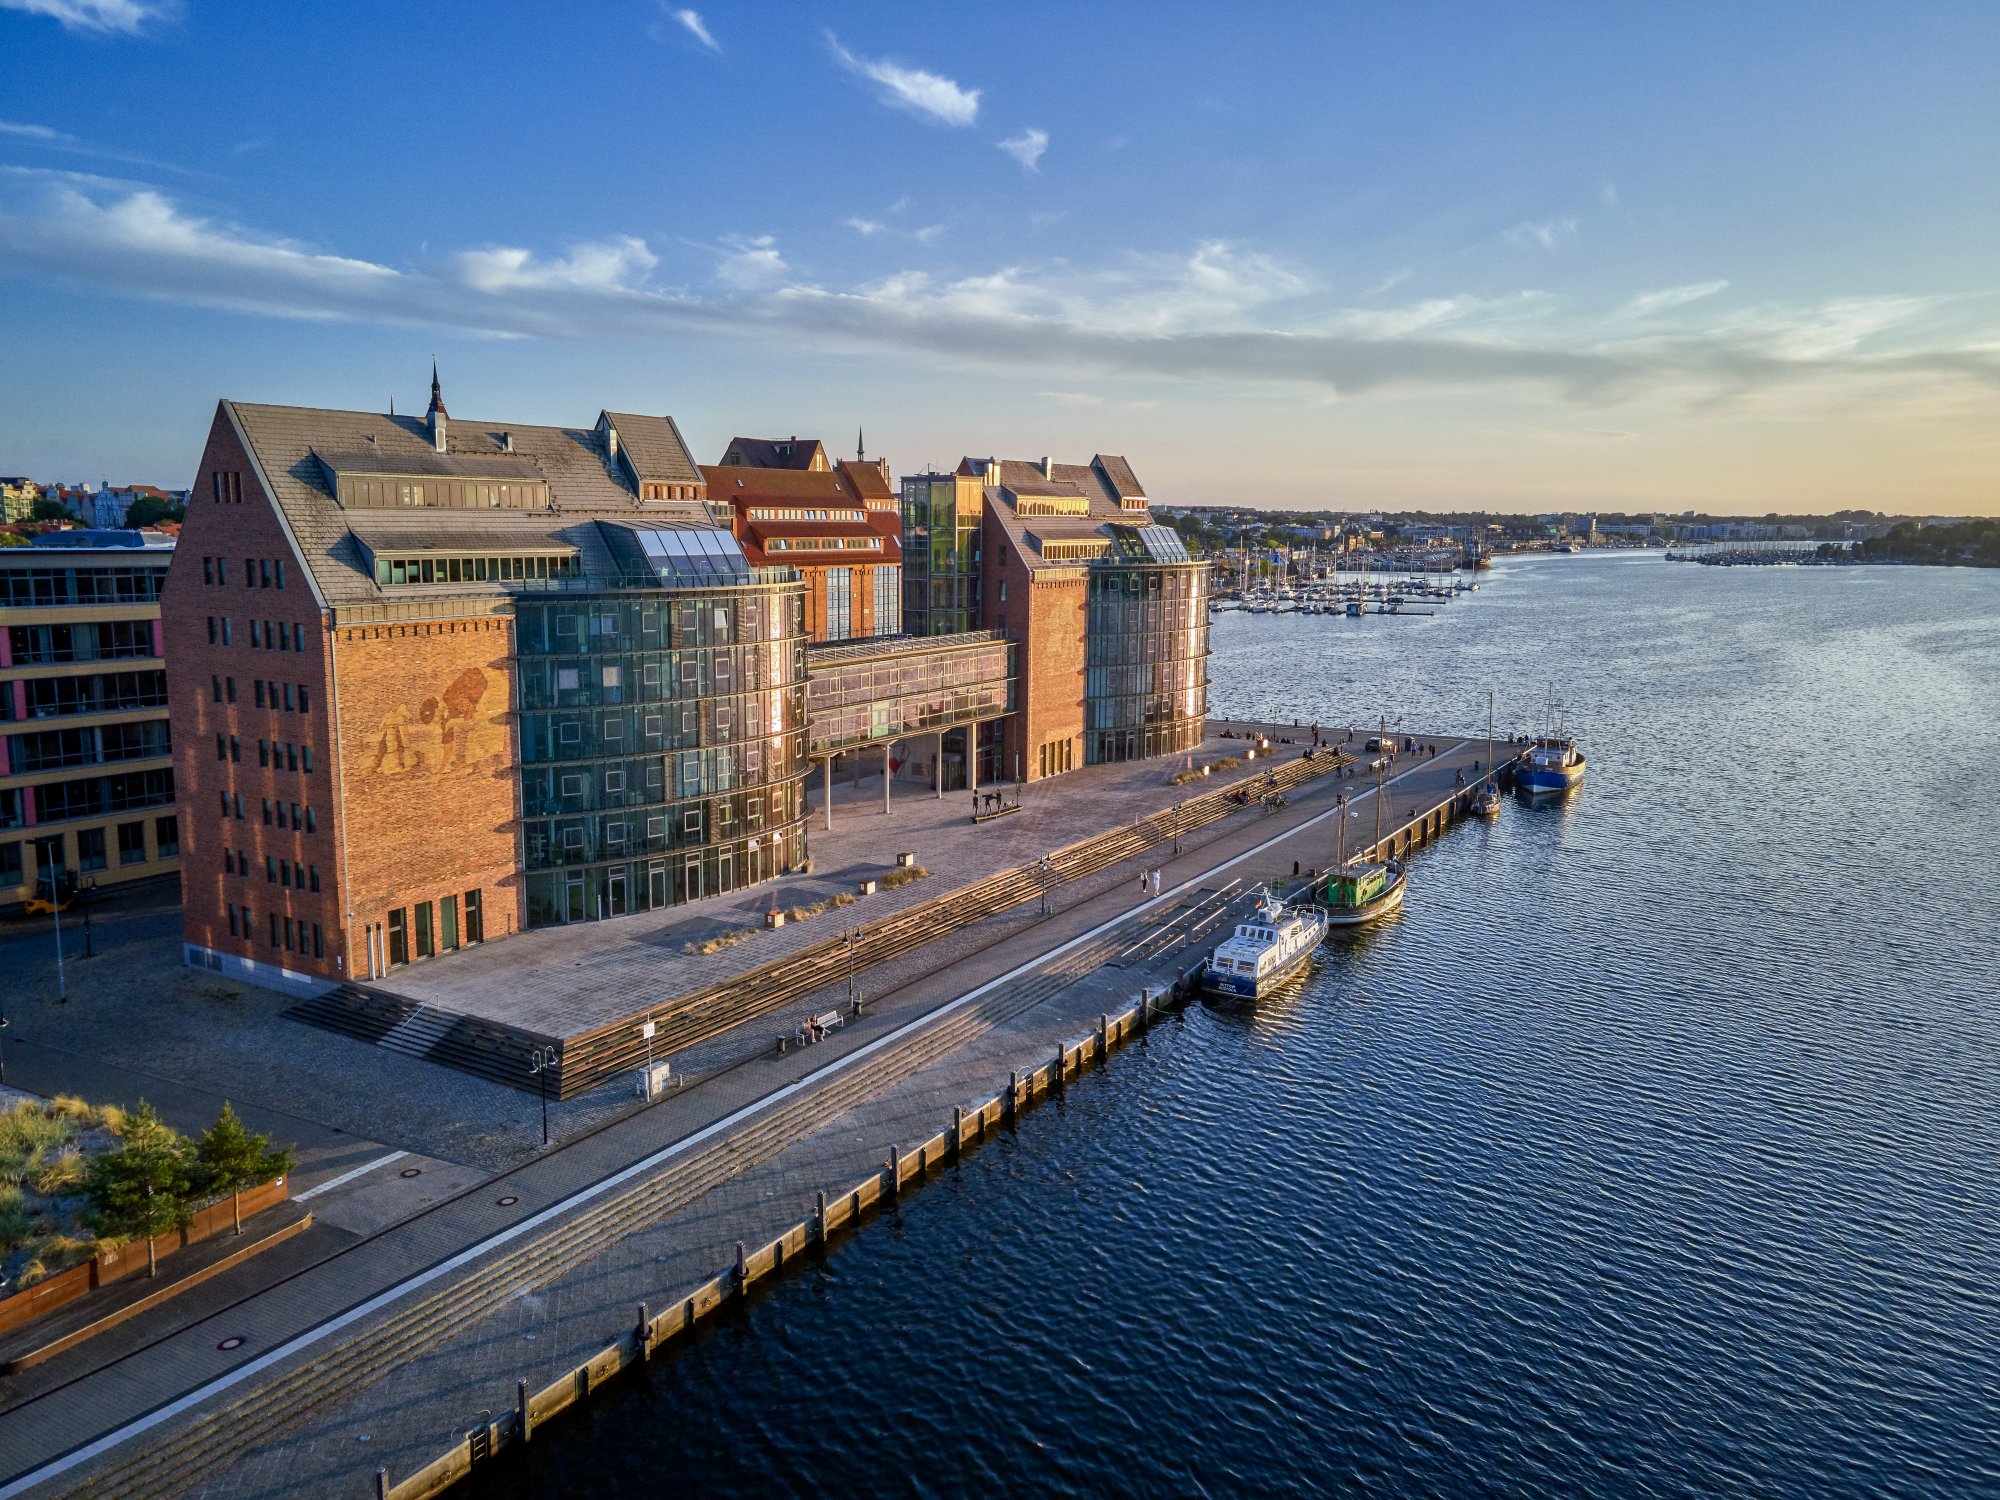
[
  {"x1": 734, "y1": 1240, "x2": 748, "y2": 1287},
  {"x1": 814, "y1": 1189, "x2": 827, "y2": 1238},
  {"x1": 1007, "y1": 1070, "x2": 1019, "y2": 1118},
  {"x1": 888, "y1": 1144, "x2": 902, "y2": 1195},
  {"x1": 1055, "y1": 1043, "x2": 1067, "y2": 1085},
  {"x1": 377, "y1": 1467, "x2": 390, "y2": 1500},
  {"x1": 952, "y1": 1106, "x2": 964, "y2": 1153},
  {"x1": 637, "y1": 1301, "x2": 651, "y2": 1362},
  {"x1": 518, "y1": 1378, "x2": 532, "y2": 1444},
  {"x1": 1099, "y1": 1013, "x2": 1109, "y2": 1054}
]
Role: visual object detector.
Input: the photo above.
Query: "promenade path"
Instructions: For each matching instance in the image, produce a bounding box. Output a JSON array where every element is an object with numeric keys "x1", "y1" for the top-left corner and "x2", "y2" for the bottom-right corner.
[{"x1": 0, "y1": 734, "x2": 1502, "y2": 1499}]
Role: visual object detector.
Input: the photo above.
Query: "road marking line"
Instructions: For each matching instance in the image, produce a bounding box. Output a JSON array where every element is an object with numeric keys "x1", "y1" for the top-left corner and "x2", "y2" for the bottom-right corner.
[
  {"x1": 292, "y1": 1151, "x2": 409, "y2": 1203},
  {"x1": 0, "y1": 754, "x2": 1442, "y2": 1497}
]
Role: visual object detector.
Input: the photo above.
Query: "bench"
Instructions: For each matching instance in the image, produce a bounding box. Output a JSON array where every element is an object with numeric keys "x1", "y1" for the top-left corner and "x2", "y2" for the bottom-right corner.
[{"x1": 778, "y1": 1009, "x2": 847, "y2": 1055}]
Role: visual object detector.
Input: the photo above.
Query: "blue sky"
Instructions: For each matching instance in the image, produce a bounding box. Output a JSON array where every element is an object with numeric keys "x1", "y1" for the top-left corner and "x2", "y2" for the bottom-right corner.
[{"x1": 2, "y1": 0, "x2": 1997, "y2": 514}]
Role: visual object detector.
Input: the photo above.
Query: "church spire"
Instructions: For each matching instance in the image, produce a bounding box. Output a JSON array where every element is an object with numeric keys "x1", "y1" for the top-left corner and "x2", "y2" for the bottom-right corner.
[
  {"x1": 426, "y1": 358, "x2": 448, "y2": 452},
  {"x1": 427, "y1": 358, "x2": 447, "y2": 419},
  {"x1": 857, "y1": 425, "x2": 865, "y2": 462}
]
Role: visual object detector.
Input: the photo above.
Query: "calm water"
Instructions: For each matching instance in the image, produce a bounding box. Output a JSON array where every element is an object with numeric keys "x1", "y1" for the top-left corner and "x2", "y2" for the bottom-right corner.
[{"x1": 477, "y1": 555, "x2": 2000, "y2": 1499}]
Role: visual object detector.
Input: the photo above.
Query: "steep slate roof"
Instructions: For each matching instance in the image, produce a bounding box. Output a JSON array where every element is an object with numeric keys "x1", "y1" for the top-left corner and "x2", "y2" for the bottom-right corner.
[
  {"x1": 959, "y1": 454, "x2": 1175, "y2": 572},
  {"x1": 718, "y1": 436, "x2": 828, "y2": 470},
  {"x1": 600, "y1": 412, "x2": 703, "y2": 486},
  {"x1": 226, "y1": 401, "x2": 715, "y2": 613},
  {"x1": 835, "y1": 459, "x2": 895, "y2": 502},
  {"x1": 701, "y1": 464, "x2": 873, "y2": 504}
]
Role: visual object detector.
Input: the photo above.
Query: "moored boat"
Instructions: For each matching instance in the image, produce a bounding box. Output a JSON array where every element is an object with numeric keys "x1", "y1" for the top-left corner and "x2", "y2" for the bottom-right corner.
[
  {"x1": 1313, "y1": 857, "x2": 1407, "y2": 926},
  {"x1": 1518, "y1": 689, "x2": 1585, "y2": 793},
  {"x1": 1201, "y1": 889, "x2": 1329, "y2": 999}
]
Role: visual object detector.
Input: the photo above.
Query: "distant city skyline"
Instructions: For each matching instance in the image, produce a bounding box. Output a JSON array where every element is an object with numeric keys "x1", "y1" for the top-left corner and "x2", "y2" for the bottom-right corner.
[{"x1": 1, "y1": 1, "x2": 1996, "y2": 515}]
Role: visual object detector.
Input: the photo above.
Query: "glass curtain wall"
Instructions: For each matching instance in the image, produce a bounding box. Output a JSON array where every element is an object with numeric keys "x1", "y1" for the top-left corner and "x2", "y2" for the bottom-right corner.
[
  {"x1": 872, "y1": 564, "x2": 901, "y2": 637},
  {"x1": 899, "y1": 475, "x2": 980, "y2": 636},
  {"x1": 515, "y1": 583, "x2": 808, "y2": 927},
  {"x1": 1084, "y1": 564, "x2": 1211, "y2": 764}
]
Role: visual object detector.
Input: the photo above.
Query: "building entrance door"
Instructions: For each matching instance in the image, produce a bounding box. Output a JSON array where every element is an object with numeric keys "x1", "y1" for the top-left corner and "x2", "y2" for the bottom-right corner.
[
  {"x1": 606, "y1": 868, "x2": 628, "y2": 917},
  {"x1": 716, "y1": 847, "x2": 733, "y2": 894},
  {"x1": 647, "y1": 859, "x2": 668, "y2": 910},
  {"x1": 683, "y1": 855, "x2": 703, "y2": 903},
  {"x1": 563, "y1": 873, "x2": 585, "y2": 924}
]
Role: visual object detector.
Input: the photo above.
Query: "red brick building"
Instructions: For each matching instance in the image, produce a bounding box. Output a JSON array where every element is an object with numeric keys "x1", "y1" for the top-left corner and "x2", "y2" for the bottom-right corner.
[
  {"x1": 707, "y1": 440, "x2": 901, "y2": 643},
  {"x1": 165, "y1": 378, "x2": 810, "y2": 992}
]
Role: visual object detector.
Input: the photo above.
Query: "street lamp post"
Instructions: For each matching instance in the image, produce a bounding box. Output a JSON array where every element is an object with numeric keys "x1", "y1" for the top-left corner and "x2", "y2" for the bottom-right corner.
[
  {"x1": 528, "y1": 1046, "x2": 558, "y2": 1146},
  {"x1": 1172, "y1": 802, "x2": 1182, "y2": 856},
  {"x1": 847, "y1": 928, "x2": 860, "y2": 1015},
  {"x1": 1038, "y1": 856, "x2": 1054, "y2": 917},
  {"x1": 80, "y1": 877, "x2": 96, "y2": 960}
]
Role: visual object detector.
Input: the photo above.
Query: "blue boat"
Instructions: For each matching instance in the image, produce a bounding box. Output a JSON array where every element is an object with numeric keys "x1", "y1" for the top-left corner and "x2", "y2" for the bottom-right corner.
[
  {"x1": 1518, "y1": 692, "x2": 1585, "y2": 793},
  {"x1": 1202, "y1": 889, "x2": 1329, "y2": 1000}
]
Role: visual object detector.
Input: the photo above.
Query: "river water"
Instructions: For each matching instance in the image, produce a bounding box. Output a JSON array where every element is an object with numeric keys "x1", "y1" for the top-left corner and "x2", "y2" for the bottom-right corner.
[{"x1": 472, "y1": 554, "x2": 2000, "y2": 1499}]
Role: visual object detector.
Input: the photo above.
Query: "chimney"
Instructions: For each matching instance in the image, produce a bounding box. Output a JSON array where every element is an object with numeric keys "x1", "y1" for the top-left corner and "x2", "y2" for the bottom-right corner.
[
  {"x1": 987, "y1": 455, "x2": 998, "y2": 478},
  {"x1": 501, "y1": 431, "x2": 513, "y2": 453},
  {"x1": 1040, "y1": 456, "x2": 1052, "y2": 480}
]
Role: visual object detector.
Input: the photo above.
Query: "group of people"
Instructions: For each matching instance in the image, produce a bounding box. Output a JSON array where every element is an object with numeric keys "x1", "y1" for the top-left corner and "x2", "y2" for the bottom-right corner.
[
  {"x1": 796, "y1": 1014, "x2": 831, "y2": 1046},
  {"x1": 1137, "y1": 867, "x2": 1164, "y2": 901}
]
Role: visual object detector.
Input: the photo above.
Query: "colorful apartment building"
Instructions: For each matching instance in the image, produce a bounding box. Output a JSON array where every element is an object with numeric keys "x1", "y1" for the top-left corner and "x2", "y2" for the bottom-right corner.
[
  {"x1": 1, "y1": 529, "x2": 180, "y2": 908},
  {"x1": 706, "y1": 443, "x2": 901, "y2": 642}
]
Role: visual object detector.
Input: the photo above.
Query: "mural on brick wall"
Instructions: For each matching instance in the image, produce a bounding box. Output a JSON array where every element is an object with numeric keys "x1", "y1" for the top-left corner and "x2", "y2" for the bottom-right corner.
[{"x1": 365, "y1": 666, "x2": 507, "y2": 776}]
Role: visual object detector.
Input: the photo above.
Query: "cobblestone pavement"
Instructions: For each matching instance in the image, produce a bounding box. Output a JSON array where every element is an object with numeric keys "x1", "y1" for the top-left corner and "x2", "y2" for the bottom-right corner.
[{"x1": 0, "y1": 734, "x2": 1499, "y2": 1499}]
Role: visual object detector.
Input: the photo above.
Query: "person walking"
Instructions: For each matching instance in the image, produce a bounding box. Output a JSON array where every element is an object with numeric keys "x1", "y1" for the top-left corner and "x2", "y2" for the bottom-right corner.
[
  {"x1": 1138, "y1": 869, "x2": 1149, "y2": 901},
  {"x1": 1151, "y1": 868, "x2": 1162, "y2": 897}
]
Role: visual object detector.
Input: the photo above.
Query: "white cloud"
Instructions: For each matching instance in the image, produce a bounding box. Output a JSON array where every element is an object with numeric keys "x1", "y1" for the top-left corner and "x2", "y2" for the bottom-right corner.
[
  {"x1": 1503, "y1": 217, "x2": 1579, "y2": 252},
  {"x1": 459, "y1": 236, "x2": 657, "y2": 295},
  {"x1": 715, "y1": 232, "x2": 787, "y2": 289},
  {"x1": 912, "y1": 223, "x2": 947, "y2": 247},
  {"x1": 999, "y1": 128, "x2": 1049, "y2": 173},
  {"x1": 668, "y1": 7, "x2": 718, "y2": 52},
  {"x1": 827, "y1": 33, "x2": 979, "y2": 126},
  {"x1": 0, "y1": 121, "x2": 66, "y2": 142},
  {"x1": 2, "y1": 174, "x2": 1996, "y2": 416},
  {"x1": 0, "y1": 0, "x2": 172, "y2": 33},
  {"x1": 845, "y1": 217, "x2": 885, "y2": 237},
  {"x1": 1618, "y1": 280, "x2": 1729, "y2": 319},
  {"x1": 1361, "y1": 269, "x2": 1410, "y2": 298}
]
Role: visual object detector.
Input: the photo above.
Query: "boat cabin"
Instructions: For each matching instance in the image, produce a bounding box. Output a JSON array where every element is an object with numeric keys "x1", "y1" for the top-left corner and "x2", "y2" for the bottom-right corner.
[{"x1": 1322, "y1": 862, "x2": 1391, "y2": 908}]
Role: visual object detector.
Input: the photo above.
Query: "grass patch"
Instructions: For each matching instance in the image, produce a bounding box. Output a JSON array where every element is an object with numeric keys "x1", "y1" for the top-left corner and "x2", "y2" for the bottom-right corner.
[
  {"x1": 879, "y1": 864, "x2": 931, "y2": 890},
  {"x1": 1168, "y1": 768, "x2": 1205, "y2": 786},
  {"x1": 1211, "y1": 756, "x2": 1243, "y2": 772},
  {"x1": 683, "y1": 927, "x2": 759, "y2": 957}
]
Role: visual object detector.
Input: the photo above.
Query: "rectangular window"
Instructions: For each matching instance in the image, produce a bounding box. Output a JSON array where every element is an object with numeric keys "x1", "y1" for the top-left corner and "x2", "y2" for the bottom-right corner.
[
  {"x1": 224, "y1": 849, "x2": 235, "y2": 875},
  {"x1": 284, "y1": 682, "x2": 296, "y2": 711},
  {"x1": 260, "y1": 559, "x2": 271, "y2": 589},
  {"x1": 293, "y1": 624, "x2": 303, "y2": 652},
  {"x1": 203, "y1": 557, "x2": 214, "y2": 586},
  {"x1": 256, "y1": 680, "x2": 266, "y2": 708},
  {"x1": 265, "y1": 855, "x2": 276, "y2": 883},
  {"x1": 414, "y1": 901, "x2": 434, "y2": 959},
  {"x1": 301, "y1": 746, "x2": 312, "y2": 773},
  {"x1": 227, "y1": 676, "x2": 236, "y2": 703},
  {"x1": 250, "y1": 619, "x2": 260, "y2": 647},
  {"x1": 207, "y1": 616, "x2": 217, "y2": 645},
  {"x1": 308, "y1": 863, "x2": 320, "y2": 892},
  {"x1": 286, "y1": 744, "x2": 297, "y2": 772},
  {"x1": 155, "y1": 815, "x2": 177, "y2": 857},
  {"x1": 387, "y1": 909, "x2": 409, "y2": 965},
  {"x1": 269, "y1": 913, "x2": 280, "y2": 947},
  {"x1": 212, "y1": 674, "x2": 222, "y2": 704},
  {"x1": 441, "y1": 894, "x2": 459, "y2": 951},
  {"x1": 222, "y1": 618, "x2": 232, "y2": 646},
  {"x1": 305, "y1": 806, "x2": 316, "y2": 833},
  {"x1": 311, "y1": 922, "x2": 323, "y2": 958},
  {"x1": 77, "y1": 827, "x2": 107, "y2": 871},
  {"x1": 259, "y1": 739, "x2": 269, "y2": 768},
  {"x1": 228, "y1": 906, "x2": 238, "y2": 936},
  {"x1": 298, "y1": 686, "x2": 308, "y2": 714},
  {"x1": 216, "y1": 733, "x2": 227, "y2": 762},
  {"x1": 117, "y1": 821, "x2": 146, "y2": 865},
  {"x1": 280, "y1": 858, "x2": 291, "y2": 887},
  {"x1": 275, "y1": 560, "x2": 286, "y2": 590},
  {"x1": 230, "y1": 735, "x2": 240, "y2": 763},
  {"x1": 464, "y1": 888, "x2": 483, "y2": 943}
]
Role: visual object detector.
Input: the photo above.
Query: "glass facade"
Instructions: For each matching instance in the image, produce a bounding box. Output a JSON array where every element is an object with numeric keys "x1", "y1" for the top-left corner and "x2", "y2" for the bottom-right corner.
[
  {"x1": 514, "y1": 578, "x2": 809, "y2": 928},
  {"x1": 805, "y1": 632, "x2": 1015, "y2": 755},
  {"x1": 872, "y1": 563, "x2": 901, "y2": 636},
  {"x1": 825, "y1": 567, "x2": 852, "y2": 641},
  {"x1": 1084, "y1": 563, "x2": 1210, "y2": 764},
  {"x1": 900, "y1": 474, "x2": 981, "y2": 636}
]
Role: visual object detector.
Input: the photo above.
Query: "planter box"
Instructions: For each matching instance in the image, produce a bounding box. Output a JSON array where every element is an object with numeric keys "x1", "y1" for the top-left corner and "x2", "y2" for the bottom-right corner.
[{"x1": 0, "y1": 1174, "x2": 291, "y2": 1337}]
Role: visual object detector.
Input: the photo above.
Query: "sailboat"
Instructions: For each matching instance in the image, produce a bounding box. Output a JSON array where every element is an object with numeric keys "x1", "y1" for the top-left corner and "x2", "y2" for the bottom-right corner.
[
  {"x1": 1313, "y1": 752, "x2": 1407, "y2": 926},
  {"x1": 1471, "y1": 688, "x2": 1502, "y2": 819}
]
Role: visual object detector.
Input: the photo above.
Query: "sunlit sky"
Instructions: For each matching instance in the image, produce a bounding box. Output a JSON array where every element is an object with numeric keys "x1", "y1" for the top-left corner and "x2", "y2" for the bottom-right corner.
[{"x1": 2, "y1": 1, "x2": 1996, "y2": 515}]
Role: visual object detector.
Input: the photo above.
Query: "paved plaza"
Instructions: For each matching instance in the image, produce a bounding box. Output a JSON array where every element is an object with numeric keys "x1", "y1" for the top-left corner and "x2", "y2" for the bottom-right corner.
[{"x1": 362, "y1": 720, "x2": 1321, "y2": 1037}]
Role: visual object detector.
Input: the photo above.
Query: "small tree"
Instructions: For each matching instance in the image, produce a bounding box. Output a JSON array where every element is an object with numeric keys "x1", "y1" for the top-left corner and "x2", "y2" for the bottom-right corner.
[
  {"x1": 194, "y1": 1103, "x2": 294, "y2": 1235},
  {"x1": 84, "y1": 1101, "x2": 193, "y2": 1276},
  {"x1": 123, "y1": 495, "x2": 186, "y2": 528},
  {"x1": 28, "y1": 498, "x2": 75, "y2": 524}
]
